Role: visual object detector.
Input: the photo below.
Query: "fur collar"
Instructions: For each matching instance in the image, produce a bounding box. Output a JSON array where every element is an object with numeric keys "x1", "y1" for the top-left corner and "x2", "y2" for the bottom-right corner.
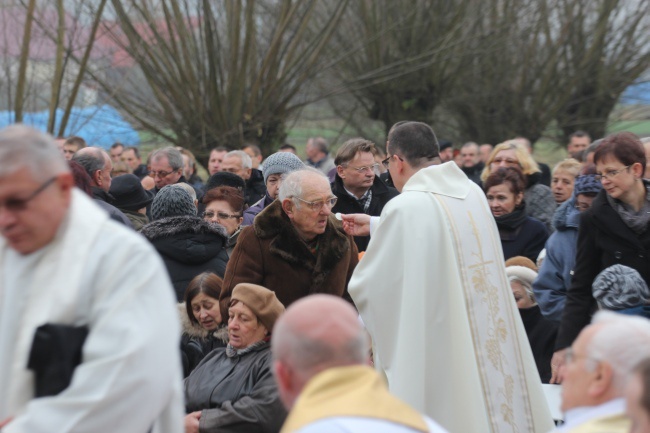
[
  {"x1": 141, "y1": 215, "x2": 227, "y2": 241},
  {"x1": 253, "y1": 200, "x2": 351, "y2": 291},
  {"x1": 177, "y1": 302, "x2": 229, "y2": 342}
]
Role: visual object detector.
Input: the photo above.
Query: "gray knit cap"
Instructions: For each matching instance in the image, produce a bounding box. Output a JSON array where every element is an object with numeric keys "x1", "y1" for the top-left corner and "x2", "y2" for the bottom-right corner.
[
  {"x1": 151, "y1": 184, "x2": 197, "y2": 220},
  {"x1": 592, "y1": 264, "x2": 650, "y2": 310},
  {"x1": 263, "y1": 152, "x2": 304, "y2": 184}
]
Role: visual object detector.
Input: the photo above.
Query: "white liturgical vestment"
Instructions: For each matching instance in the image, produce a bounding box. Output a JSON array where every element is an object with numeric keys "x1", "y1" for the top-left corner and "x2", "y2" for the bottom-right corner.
[{"x1": 349, "y1": 162, "x2": 553, "y2": 433}]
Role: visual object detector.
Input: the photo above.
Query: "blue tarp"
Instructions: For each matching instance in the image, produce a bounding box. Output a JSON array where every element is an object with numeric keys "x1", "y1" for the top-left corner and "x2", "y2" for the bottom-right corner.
[
  {"x1": 0, "y1": 105, "x2": 140, "y2": 149},
  {"x1": 621, "y1": 82, "x2": 650, "y2": 105}
]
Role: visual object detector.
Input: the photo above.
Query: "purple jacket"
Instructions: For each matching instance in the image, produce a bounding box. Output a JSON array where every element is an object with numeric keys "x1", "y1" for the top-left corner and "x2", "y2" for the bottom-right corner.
[{"x1": 242, "y1": 193, "x2": 273, "y2": 226}]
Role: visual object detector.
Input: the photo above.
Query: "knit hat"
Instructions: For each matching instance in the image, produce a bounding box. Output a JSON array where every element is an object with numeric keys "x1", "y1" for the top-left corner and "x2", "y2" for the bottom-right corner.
[
  {"x1": 504, "y1": 256, "x2": 538, "y2": 272},
  {"x1": 592, "y1": 264, "x2": 650, "y2": 310},
  {"x1": 109, "y1": 174, "x2": 155, "y2": 211},
  {"x1": 151, "y1": 184, "x2": 197, "y2": 220},
  {"x1": 574, "y1": 174, "x2": 602, "y2": 196},
  {"x1": 262, "y1": 152, "x2": 304, "y2": 185},
  {"x1": 506, "y1": 265, "x2": 538, "y2": 287},
  {"x1": 231, "y1": 283, "x2": 285, "y2": 332},
  {"x1": 205, "y1": 171, "x2": 246, "y2": 192}
]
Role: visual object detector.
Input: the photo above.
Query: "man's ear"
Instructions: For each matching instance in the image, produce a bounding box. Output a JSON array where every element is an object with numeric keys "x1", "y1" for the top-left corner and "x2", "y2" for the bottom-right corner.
[
  {"x1": 282, "y1": 198, "x2": 295, "y2": 218},
  {"x1": 336, "y1": 165, "x2": 346, "y2": 179},
  {"x1": 588, "y1": 361, "x2": 614, "y2": 399},
  {"x1": 92, "y1": 170, "x2": 102, "y2": 187},
  {"x1": 274, "y1": 360, "x2": 291, "y2": 391}
]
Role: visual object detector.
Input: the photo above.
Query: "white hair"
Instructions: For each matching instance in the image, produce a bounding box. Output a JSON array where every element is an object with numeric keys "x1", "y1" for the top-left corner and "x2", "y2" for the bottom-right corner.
[
  {"x1": 588, "y1": 311, "x2": 650, "y2": 391},
  {"x1": 0, "y1": 125, "x2": 69, "y2": 180},
  {"x1": 278, "y1": 167, "x2": 329, "y2": 204},
  {"x1": 508, "y1": 275, "x2": 535, "y2": 303},
  {"x1": 225, "y1": 150, "x2": 252, "y2": 170}
]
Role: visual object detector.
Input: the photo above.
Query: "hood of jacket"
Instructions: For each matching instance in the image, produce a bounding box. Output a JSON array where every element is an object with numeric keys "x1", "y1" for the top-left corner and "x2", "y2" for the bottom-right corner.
[
  {"x1": 253, "y1": 200, "x2": 351, "y2": 289},
  {"x1": 178, "y1": 302, "x2": 229, "y2": 341},
  {"x1": 553, "y1": 197, "x2": 580, "y2": 231},
  {"x1": 141, "y1": 215, "x2": 228, "y2": 265}
]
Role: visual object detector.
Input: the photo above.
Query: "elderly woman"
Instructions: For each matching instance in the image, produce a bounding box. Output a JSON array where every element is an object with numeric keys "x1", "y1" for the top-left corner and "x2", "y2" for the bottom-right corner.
[
  {"x1": 484, "y1": 167, "x2": 549, "y2": 262},
  {"x1": 507, "y1": 265, "x2": 558, "y2": 383},
  {"x1": 202, "y1": 186, "x2": 245, "y2": 257},
  {"x1": 184, "y1": 283, "x2": 286, "y2": 433},
  {"x1": 482, "y1": 141, "x2": 556, "y2": 231},
  {"x1": 180, "y1": 272, "x2": 228, "y2": 377},
  {"x1": 551, "y1": 158, "x2": 582, "y2": 205},
  {"x1": 552, "y1": 132, "x2": 650, "y2": 382}
]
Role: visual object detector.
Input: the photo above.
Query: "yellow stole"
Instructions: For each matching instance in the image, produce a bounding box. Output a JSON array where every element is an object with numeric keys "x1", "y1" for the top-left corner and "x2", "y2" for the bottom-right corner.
[
  {"x1": 566, "y1": 413, "x2": 630, "y2": 433},
  {"x1": 280, "y1": 365, "x2": 429, "y2": 433}
]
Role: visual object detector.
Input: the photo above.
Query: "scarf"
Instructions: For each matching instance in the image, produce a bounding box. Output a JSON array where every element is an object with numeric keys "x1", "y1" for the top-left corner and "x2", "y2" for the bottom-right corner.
[
  {"x1": 225, "y1": 339, "x2": 267, "y2": 358},
  {"x1": 494, "y1": 205, "x2": 527, "y2": 231},
  {"x1": 605, "y1": 180, "x2": 650, "y2": 235}
]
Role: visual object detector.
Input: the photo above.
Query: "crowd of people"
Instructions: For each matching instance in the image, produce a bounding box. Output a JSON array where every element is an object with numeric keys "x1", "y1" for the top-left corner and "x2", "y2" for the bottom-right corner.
[{"x1": 2, "y1": 123, "x2": 650, "y2": 433}]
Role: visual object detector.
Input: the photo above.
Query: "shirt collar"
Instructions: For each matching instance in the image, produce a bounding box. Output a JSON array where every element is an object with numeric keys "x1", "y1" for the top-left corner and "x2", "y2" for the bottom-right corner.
[{"x1": 557, "y1": 398, "x2": 626, "y2": 432}]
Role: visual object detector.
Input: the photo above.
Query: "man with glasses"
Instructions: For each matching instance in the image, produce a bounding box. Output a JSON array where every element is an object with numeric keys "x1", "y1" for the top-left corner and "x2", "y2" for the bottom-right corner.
[
  {"x1": 343, "y1": 121, "x2": 553, "y2": 433},
  {"x1": 331, "y1": 138, "x2": 398, "y2": 252},
  {"x1": 0, "y1": 125, "x2": 183, "y2": 433},
  {"x1": 550, "y1": 311, "x2": 650, "y2": 432},
  {"x1": 219, "y1": 168, "x2": 358, "y2": 321},
  {"x1": 149, "y1": 146, "x2": 201, "y2": 199}
]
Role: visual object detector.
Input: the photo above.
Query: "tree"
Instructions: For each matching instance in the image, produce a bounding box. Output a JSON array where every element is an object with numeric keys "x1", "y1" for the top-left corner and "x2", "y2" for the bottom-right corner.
[{"x1": 96, "y1": 0, "x2": 349, "y2": 162}]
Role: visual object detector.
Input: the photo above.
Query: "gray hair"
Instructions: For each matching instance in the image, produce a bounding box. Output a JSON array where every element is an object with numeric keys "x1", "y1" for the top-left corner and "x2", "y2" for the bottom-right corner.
[
  {"x1": 0, "y1": 125, "x2": 69, "y2": 180},
  {"x1": 461, "y1": 141, "x2": 479, "y2": 150},
  {"x1": 225, "y1": 150, "x2": 252, "y2": 170},
  {"x1": 72, "y1": 147, "x2": 106, "y2": 179},
  {"x1": 308, "y1": 137, "x2": 329, "y2": 154},
  {"x1": 508, "y1": 275, "x2": 536, "y2": 303},
  {"x1": 278, "y1": 168, "x2": 329, "y2": 204},
  {"x1": 588, "y1": 311, "x2": 650, "y2": 392},
  {"x1": 150, "y1": 146, "x2": 183, "y2": 171}
]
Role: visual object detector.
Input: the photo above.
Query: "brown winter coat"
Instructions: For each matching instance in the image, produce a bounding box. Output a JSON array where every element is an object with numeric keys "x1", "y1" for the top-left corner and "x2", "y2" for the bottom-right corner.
[{"x1": 219, "y1": 200, "x2": 358, "y2": 320}]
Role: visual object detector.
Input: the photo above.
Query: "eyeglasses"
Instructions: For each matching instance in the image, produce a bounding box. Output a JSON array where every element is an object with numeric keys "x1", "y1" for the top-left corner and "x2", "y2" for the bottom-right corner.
[
  {"x1": 594, "y1": 165, "x2": 631, "y2": 182},
  {"x1": 204, "y1": 211, "x2": 241, "y2": 220},
  {"x1": 564, "y1": 347, "x2": 599, "y2": 365},
  {"x1": 293, "y1": 196, "x2": 338, "y2": 212},
  {"x1": 346, "y1": 163, "x2": 380, "y2": 173},
  {"x1": 381, "y1": 154, "x2": 404, "y2": 169},
  {"x1": 1, "y1": 176, "x2": 57, "y2": 212},
  {"x1": 574, "y1": 202, "x2": 591, "y2": 212},
  {"x1": 149, "y1": 169, "x2": 177, "y2": 178}
]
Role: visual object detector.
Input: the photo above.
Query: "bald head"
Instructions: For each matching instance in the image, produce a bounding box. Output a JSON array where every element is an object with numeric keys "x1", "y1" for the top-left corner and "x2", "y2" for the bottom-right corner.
[{"x1": 272, "y1": 295, "x2": 368, "y2": 409}]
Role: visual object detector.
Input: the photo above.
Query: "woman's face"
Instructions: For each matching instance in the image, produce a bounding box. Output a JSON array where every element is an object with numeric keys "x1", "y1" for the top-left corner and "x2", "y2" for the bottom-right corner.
[
  {"x1": 228, "y1": 302, "x2": 268, "y2": 350},
  {"x1": 490, "y1": 149, "x2": 520, "y2": 172},
  {"x1": 487, "y1": 183, "x2": 522, "y2": 217},
  {"x1": 551, "y1": 170, "x2": 575, "y2": 204},
  {"x1": 596, "y1": 155, "x2": 640, "y2": 202},
  {"x1": 191, "y1": 292, "x2": 221, "y2": 331},
  {"x1": 204, "y1": 200, "x2": 243, "y2": 236},
  {"x1": 511, "y1": 280, "x2": 535, "y2": 309}
]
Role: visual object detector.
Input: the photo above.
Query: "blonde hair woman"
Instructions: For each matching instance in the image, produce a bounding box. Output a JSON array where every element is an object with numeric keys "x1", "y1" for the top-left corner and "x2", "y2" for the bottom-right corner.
[
  {"x1": 551, "y1": 158, "x2": 582, "y2": 204},
  {"x1": 481, "y1": 141, "x2": 556, "y2": 231}
]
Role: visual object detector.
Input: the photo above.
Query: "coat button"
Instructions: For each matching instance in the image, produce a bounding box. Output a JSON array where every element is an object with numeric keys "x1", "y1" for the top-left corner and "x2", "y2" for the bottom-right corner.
[
  {"x1": 614, "y1": 251, "x2": 622, "y2": 259},
  {"x1": 640, "y1": 253, "x2": 645, "y2": 258}
]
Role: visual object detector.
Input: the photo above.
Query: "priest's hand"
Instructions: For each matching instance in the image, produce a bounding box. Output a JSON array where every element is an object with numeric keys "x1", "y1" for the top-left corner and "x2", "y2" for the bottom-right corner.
[
  {"x1": 184, "y1": 411, "x2": 201, "y2": 433},
  {"x1": 341, "y1": 213, "x2": 371, "y2": 237},
  {"x1": 549, "y1": 349, "x2": 567, "y2": 384}
]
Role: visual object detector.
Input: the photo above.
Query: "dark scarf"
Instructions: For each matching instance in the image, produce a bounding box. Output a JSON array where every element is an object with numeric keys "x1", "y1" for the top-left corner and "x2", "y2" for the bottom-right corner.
[{"x1": 494, "y1": 205, "x2": 527, "y2": 231}]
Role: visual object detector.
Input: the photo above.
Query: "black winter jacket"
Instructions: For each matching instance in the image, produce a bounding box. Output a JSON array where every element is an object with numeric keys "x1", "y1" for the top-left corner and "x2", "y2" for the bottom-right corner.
[
  {"x1": 245, "y1": 169, "x2": 266, "y2": 207},
  {"x1": 184, "y1": 343, "x2": 286, "y2": 433},
  {"x1": 555, "y1": 189, "x2": 650, "y2": 349},
  {"x1": 141, "y1": 216, "x2": 229, "y2": 301},
  {"x1": 331, "y1": 174, "x2": 399, "y2": 252}
]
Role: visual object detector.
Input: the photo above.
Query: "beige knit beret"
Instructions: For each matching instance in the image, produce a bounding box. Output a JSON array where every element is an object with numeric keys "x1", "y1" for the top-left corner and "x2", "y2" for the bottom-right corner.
[{"x1": 231, "y1": 283, "x2": 285, "y2": 332}]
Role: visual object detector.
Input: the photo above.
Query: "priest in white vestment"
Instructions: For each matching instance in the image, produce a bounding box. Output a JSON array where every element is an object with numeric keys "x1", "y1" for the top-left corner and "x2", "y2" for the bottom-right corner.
[
  {"x1": 0, "y1": 126, "x2": 183, "y2": 433},
  {"x1": 345, "y1": 122, "x2": 553, "y2": 433}
]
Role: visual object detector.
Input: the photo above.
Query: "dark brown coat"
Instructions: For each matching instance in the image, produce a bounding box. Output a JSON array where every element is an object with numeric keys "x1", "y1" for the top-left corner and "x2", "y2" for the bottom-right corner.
[{"x1": 219, "y1": 200, "x2": 358, "y2": 319}]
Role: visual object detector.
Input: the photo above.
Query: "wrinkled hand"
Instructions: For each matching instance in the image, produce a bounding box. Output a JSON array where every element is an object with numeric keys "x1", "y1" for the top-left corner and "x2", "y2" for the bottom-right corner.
[
  {"x1": 184, "y1": 411, "x2": 201, "y2": 433},
  {"x1": 550, "y1": 349, "x2": 567, "y2": 384},
  {"x1": 341, "y1": 213, "x2": 371, "y2": 237}
]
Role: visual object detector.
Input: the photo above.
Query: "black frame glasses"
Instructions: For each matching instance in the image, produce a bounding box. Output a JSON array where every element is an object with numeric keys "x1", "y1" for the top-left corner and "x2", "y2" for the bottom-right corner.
[
  {"x1": 2, "y1": 176, "x2": 57, "y2": 212},
  {"x1": 594, "y1": 165, "x2": 631, "y2": 182}
]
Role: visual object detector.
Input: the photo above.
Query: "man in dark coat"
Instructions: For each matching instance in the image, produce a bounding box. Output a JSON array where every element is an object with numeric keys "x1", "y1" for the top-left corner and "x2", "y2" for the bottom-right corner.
[
  {"x1": 221, "y1": 150, "x2": 266, "y2": 206},
  {"x1": 459, "y1": 142, "x2": 485, "y2": 185},
  {"x1": 72, "y1": 147, "x2": 132, "y2": 227},
  {"x1": 219, "y1": 169, "x2": 358, "y2": 320},
  {"x1": 331, "y1": 138, "x2": 399, "y2": 252}
]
